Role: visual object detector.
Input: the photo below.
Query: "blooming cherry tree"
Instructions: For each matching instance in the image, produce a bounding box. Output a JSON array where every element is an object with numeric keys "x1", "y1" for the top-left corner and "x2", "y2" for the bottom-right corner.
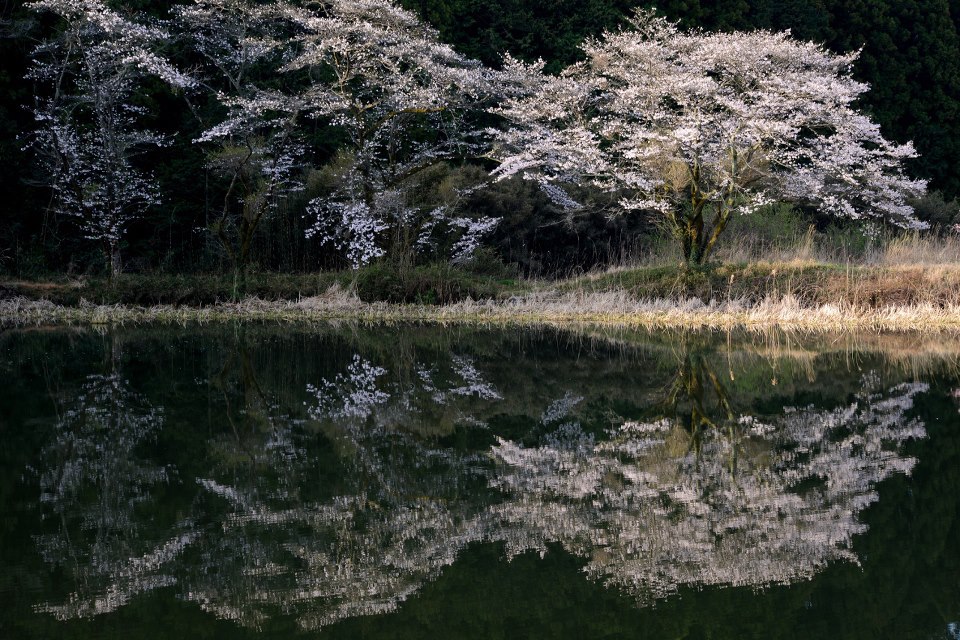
[
  {"x1": 26, "y1": 0, "x2": 193, "y2": 276},
  {"x1": 277, "y1": 0, "x2": 500, "y2": 267},
  {"x1": 492, "y1": 10, "x2": 928, "y2": 264},
  {"x1": 175, "y1": 0, "x2": 307, "y2": 282},
  {"x1": 176, "y1": 0, "x2": 501, "y2": 269}
]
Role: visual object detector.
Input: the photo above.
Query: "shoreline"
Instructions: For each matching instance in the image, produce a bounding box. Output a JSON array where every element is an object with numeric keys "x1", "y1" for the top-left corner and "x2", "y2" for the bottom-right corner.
[{"x1": 6, "y1": 292, "x2": 960, "y2": 333}]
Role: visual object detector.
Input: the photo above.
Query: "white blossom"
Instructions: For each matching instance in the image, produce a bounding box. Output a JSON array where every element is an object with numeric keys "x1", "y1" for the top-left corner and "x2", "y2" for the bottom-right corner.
[
  {"x1": 175, "y1": 0, "x2": 306, "y2": 271},
  {"x1": 491, "y1": 10, "x2": 928, "y2": 262},
  {"x1": 25, "y1": 0, "x2": 192, "y2": 275},
  {"x1": 489, "y1": 379, "x2": 929, "y2": 600},
  {"x1": 275, "y1": 0, "x2": 502, "y2": 266}
]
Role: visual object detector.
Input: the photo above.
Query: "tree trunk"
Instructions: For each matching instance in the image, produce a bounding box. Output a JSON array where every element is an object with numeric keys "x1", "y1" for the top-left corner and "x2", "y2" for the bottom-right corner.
[
  {"x1": 106, "y1": 241, "x2": 121, "y2": 279},
  {"x1": 679, "y1": 202, "x2": 732, "y2": 266},
  {"x1": 681, "y1": 206, "x2": 706, "y2": 265},
  {"x1": 231, "y1": 265, "x2": 247, "y2": 302},
  {"x1": 700, "y1": 203, "x2": 732, "y2": 265}
]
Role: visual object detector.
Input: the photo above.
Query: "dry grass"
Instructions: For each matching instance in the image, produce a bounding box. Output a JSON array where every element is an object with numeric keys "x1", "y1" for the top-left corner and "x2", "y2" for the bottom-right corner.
[
  {"x1": 7, "y1": 230, "x2": 960, "y2": 333},
  {"x1": 438, "y1": 291, "x2": 960, "y2": 332},
  {"x1": 628, "y1": 225, "x2": 960, "y2": 268},
  {"x1": 572, "y1": 254, "x2": 960, "y2": 310},
  {"x1": 6, "y1": 287, "x2": 960, "y2": 334},
  {"x1": 871, "y1": 232, "x2": 960, "y2": 266}
]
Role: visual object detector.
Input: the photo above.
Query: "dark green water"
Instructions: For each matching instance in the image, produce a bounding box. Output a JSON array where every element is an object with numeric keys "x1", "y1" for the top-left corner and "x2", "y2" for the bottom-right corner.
[{"x1": 2, "y1": 324, "x2": 959, "y2": 639}]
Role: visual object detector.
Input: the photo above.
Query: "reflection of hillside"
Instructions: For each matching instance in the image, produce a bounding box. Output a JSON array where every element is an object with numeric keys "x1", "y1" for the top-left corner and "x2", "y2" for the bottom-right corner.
[{"x1": 24, "y1": 331, "x2": 934, "y2": 631}]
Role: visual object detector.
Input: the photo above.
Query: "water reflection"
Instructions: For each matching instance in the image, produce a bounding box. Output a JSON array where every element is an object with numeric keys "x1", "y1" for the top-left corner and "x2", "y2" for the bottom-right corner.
[
  {"x1": 184, "y1": 351, "x2": 500, "y2": 630},
  {"x1": 16, "y1": 329, "x2": 937, "y2": 631},
  {"x1": 34, "y1": 369, "x2": 187, "y2": 620},
  {"x1": 490, "y1": 370, "x2": 927, "y2": 601}
]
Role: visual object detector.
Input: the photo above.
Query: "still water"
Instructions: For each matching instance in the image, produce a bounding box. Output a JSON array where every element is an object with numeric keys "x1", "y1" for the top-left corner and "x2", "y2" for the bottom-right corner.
[{"x1": 1, "y1": 324, "x2": 959, "y2": 639}]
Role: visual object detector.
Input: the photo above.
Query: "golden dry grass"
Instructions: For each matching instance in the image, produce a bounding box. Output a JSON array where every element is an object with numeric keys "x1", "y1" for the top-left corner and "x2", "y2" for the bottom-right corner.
[
  {"x1": 630, "y1": 227, "x2": 960, "y2": 269},
  {"x1": 8, "y1": 231, "x2": 960, "y2": 333},
  {"x1": 6, "y1": 287, "x2": 960, "y2": 334}
]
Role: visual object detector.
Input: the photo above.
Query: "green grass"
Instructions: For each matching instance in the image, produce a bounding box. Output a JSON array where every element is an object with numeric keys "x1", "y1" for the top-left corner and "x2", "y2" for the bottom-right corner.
[{"x1": 349, "y1": 262, "x2": 520, "y2": 304}]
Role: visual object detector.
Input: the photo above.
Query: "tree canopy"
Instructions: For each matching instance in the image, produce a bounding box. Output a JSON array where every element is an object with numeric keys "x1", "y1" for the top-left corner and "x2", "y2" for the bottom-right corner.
[
  {"x1": 1, "y1": 0, "x2": 958, "y2": 275},
  {"x1": 491, "y1": 10, "x2": 925, "y2": 263}
]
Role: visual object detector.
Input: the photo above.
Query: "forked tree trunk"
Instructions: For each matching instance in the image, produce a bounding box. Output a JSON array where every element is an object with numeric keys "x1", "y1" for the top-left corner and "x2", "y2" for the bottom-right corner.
[{"x1": 678, "y1": 203, "x2": 732, "y2": 266}]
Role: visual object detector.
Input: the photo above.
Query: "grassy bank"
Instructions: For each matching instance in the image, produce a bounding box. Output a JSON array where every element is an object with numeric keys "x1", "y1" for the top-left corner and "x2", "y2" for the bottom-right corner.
[
  {"x1": 563, "y1": 261, "x2": 960, "y2": 307},
  {"x1": 7, "y1": 287, "x2": 960, "y2": 333},
  {"x1": 7, "y1": 257, "x2": 960, "y2": 332},
  {"x1": 0, "y1": 263, "x2": 518, "y2": 306},
  {"x1": 8, "y1": 261, "x2": 960, "y2": 306}
]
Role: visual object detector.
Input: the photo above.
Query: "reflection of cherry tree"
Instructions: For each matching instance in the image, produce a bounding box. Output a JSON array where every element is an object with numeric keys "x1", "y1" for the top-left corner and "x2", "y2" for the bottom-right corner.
[
  {"x1": 33, "y1": 373, "x2": 195, "y2": 620},
  {"x1": 665, "y1": 350, "x2": 736, "y2": 456},
  {"x1": 489, "y1": 377, "x2": 928, "y2": 601},
  {"x1": 183, "y1": 495, "x2": 491, "y2": 631},
  {"x1": 205, "y1": 341, "x2": 306, "y2": 493},
  {"x1": 179, "y1": 477, "x2": 487, "y2": 630},
  {"x1": 307, "y1": 355, "x2": 390, "y2": 421},
  {"x1": 308, "y1": 353, "x2": 501, "y2": 433},
  {"x1": 177, "y1": 352, "x2": 503, "y2": 630},
  {"x1": 30, "y1": 348, "x2": 932, "y2": 631}
]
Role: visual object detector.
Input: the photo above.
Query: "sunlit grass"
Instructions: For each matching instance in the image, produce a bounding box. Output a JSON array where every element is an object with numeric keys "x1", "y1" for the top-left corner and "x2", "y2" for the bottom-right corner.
[
  {"x1": 8, "y1": 227, "x2": 960, "y2": 332},
  {"x1": 7, "y1": 287, "x2": 960, "y2": 333}
]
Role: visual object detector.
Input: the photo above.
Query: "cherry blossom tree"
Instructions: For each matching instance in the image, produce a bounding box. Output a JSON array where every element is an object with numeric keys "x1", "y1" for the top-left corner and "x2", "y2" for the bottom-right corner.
[
  {"x1": 25, "y1": 0, "x2": 193, "y2": 277},
  {"x1": 491, "y1": 10, "x2": 928, "y2": 264},
  {"x1": 276, "y1": 0, "x2": 500, "y2": 267},
  {"x1": 174, "y1": 0, "x2": 307, "y2": 287},
  {"x1": 175, "y1": 0, "x2": 500, "y2": 271}
]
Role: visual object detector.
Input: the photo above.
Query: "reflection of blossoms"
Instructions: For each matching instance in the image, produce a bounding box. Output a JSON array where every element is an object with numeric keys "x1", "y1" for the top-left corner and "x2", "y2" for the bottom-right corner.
[
  {"x1": 308, "y1": 353, "x2": 501, "y2": 432},
  {"x1": 182, "y1": 437, "x2": 490, "y2": 631},
  {"x1": 31, "y1": 356, "x2": 931, "y2": 632},
  {"x1": 541, "y1": 391, "x2": 583, "y2": 425},
  {"x1": 167, "y1": 353, "x2": 504, "y2": 631},
  {"x1": 307, "y1": 355, "x2": 390, "y2": 421},
  {"x1": 489, "y1": 380, "x2": 929, "y2": 601},
  {"x1": 38, "y1": 374, "x2": 167, "y2": 522},
  {"x1": 447, "y1": 355, "x2": 503, "y2": 401},
  {"x1": 257, "y1": 499, "x2": 487, "y2": 631},
  {"x1": 33, "y1": 373, "x2": 193, "y2": 620}
]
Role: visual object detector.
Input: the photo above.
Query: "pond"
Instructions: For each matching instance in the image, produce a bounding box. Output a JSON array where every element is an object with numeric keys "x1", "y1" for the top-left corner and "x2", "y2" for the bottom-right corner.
[{"x1": 1, "y1": 324, "x2": 959, "y2": 639}]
